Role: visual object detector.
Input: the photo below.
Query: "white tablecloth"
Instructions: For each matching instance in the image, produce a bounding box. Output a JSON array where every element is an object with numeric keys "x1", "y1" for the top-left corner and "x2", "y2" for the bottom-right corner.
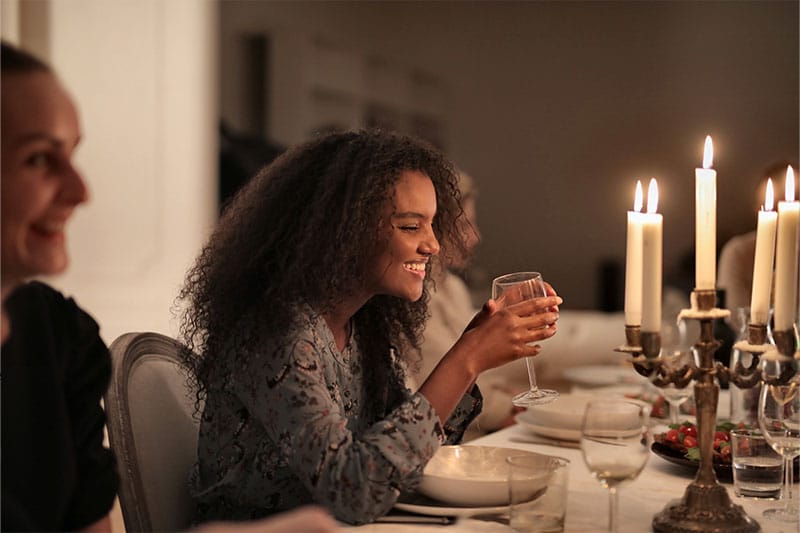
[{"x1": 350, "y1": 390, "x2": 798, "y2": 532}]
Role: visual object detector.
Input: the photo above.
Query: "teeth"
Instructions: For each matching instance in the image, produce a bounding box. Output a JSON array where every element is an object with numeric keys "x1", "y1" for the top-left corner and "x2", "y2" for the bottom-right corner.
[{"x1": 405, "y1": 263, "x2": 426, "y2": 272}]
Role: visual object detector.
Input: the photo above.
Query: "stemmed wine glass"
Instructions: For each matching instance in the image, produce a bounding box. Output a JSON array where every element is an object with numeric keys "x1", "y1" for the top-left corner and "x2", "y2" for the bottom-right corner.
[
  {"x1": 660, "y1": 350, "x2": 694, "y2": 425},
  {"x1": 580, "y1": 399, "x2": 651, "y2": 532},
  {"x1": 758, "y1": 379, "x2": 800, "y2": 522},
  {"x1": 492, "y1": 271, "x2": 558, "y2": 406}
]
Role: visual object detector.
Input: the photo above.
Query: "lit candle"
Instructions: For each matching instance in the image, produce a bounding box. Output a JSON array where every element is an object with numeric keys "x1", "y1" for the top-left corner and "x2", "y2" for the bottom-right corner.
[
  {"x1": 641, "y1": 178, "x2": 663, "y2": 333},
  {"x1": 695, "y1": 135, "x2": 716, "y2": 291},
  {"x1": 749, "y1": 178, "x2": 777, "y2": 326},
  {"x1": 774, "y1": 165, "x2": 799, "y2": 331},
  {"x1": 625, "y1": 180, "x2": 644, "y2": 326}
]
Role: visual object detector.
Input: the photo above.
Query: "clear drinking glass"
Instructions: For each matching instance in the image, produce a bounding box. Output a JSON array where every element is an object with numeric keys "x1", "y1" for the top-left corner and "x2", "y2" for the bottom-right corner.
[
  {"x1": 508, "y1": 454, "x2": 570, "y2": 533},
  {"x1": 580, "y1": 399, "x2": 651, "y2": 532},
  {"x1": 492, "y1": 271, "x2": 558, "y2": 406},
  {"x1": 757, "y1": 380, "x2": 800, "y2": 522}
]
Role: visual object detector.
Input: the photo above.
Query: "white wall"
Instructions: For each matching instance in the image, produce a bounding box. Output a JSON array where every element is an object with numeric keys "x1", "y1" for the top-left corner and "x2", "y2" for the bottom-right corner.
[
  {"x1": 2, "y1": 0, "x2": 218, "y2": 344},
  {"x1": 220, "y1": 1, "x2": 799, "y2": 309}
]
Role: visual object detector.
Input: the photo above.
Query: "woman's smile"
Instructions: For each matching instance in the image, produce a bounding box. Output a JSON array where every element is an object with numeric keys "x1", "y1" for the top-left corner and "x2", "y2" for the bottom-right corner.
[{"x1": 403, "y1": 260, "x2": 428, "y2": 279}]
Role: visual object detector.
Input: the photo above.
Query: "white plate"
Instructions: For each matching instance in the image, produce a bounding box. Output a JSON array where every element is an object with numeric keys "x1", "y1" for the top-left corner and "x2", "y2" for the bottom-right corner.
[
  {"x1": 394, "y1": 493, "x2": 511, "y2": 517},
  {"x1": 562, "y1": 365, "x2": 645, "y2": 387},
  {"x1": 515, "y1": 411, "x2": 582, "y2": 441},
  {"x1": 521, "y1": 393, "x2": 592, "y2": 430}
]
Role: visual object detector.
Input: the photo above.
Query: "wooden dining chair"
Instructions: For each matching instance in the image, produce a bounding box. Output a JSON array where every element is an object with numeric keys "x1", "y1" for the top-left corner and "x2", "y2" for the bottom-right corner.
[{"x1": 104, "y1": 331, "x2": 200, "y2": 532}]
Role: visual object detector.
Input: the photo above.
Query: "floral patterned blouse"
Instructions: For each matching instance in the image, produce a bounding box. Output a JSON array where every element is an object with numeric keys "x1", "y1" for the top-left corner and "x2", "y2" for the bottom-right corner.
[{"x1": 191, "y1": 306, "x2": 482, "y2": 525}]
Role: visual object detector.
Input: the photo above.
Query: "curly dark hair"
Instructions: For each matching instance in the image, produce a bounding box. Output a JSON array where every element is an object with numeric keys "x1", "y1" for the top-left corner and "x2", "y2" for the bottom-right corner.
[{"x1": 177, "y1": 129, "x2": 467, "y2": 423}]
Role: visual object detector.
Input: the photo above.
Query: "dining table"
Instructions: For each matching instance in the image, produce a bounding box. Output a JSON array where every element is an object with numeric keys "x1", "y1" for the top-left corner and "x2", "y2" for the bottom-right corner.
[{"x1": 350, "y1": 387, "x2": 798, "y2": 533}]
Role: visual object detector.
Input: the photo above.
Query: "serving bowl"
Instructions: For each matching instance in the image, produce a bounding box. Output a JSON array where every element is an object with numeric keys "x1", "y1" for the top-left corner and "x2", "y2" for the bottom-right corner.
[{"x1": 418, "y1": 445, "x2": 556, "y2": 507}]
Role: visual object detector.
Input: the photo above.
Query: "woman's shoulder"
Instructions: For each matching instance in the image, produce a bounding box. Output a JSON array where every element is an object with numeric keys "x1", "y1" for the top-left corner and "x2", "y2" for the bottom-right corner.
[
  {"x1": 6, "y1": 281, "x2": 94, "y2": 326},
  {"x1": 7, "y1": 279, "x2": 65, "y2": 305},
  {"x1": 5, "y1": 281, "x2": 104, "y2": 367}
]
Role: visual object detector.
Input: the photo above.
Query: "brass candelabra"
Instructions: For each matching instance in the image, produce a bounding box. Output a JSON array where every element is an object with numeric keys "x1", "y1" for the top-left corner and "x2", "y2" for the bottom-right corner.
[{"x1": 617, "y1": 289, "x2": 799, "y2": 533}]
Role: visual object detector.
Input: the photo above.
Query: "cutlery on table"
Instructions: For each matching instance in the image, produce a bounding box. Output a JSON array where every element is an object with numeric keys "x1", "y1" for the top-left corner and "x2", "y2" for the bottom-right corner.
[{"x1": 376, "y1": 513, "x2": 455, "y2": 525}]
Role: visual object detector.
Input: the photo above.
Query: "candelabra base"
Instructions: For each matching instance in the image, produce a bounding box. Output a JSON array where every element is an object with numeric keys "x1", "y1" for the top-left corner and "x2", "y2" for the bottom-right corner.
[{"x1": 652, "y1": 483, "x2": 759, "y2": 533}]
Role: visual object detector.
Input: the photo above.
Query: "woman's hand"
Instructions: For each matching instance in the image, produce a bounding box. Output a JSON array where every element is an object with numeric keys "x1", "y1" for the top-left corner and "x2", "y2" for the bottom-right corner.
[
  {"x1": 467, "y1": 281, "x2": 559, "y2": 331},
  {"x1": 418, "y1": 287, "x2": 562, "y2": 424},
  {"x1": 457, "y1": 292, "x2": 562, "y2": 376}
]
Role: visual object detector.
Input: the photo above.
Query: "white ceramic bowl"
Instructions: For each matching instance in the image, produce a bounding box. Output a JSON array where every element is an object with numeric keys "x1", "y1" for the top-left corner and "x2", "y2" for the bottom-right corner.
[{"x1": 418, "y1": 445, "x2": 555, "y2": 507}]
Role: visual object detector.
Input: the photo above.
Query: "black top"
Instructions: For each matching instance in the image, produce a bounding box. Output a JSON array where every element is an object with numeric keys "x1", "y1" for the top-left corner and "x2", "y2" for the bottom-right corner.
[{"x1": 1, "y1": 282, "x2": 118, "y2": 531}]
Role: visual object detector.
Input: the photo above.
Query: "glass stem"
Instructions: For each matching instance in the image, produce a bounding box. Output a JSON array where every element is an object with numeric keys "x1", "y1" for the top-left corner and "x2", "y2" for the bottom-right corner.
[
  {"x1": 608, "y1": 487, "x2": 619, "y2": 532},
  {"x1": 524, "y1": 356, "x2": 539, "y2": 392},
  {"x1": 784, "y1": 456, "x2": 795, "y2": 512}
]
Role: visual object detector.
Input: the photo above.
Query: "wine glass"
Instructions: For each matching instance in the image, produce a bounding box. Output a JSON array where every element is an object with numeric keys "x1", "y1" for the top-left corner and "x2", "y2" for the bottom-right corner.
[
  {"x1": 660, "y1": 350, "x2": 694, "y2": 425},
  {"x1": 757, "y1": 380, "x2": 800, "y2": 522},
  {"x1": 492, "y1": 271, "x2": 558, "y2": 406},
  {"x1": 581, "y1": 399, "x2": 651, "y2": 532}
]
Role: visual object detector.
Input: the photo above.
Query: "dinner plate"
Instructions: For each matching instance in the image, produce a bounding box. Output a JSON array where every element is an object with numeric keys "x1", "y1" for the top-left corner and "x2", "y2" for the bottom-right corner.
[
  {"x1": 562, "y1": 365, "x2": 645, "y2": 387},
  {"x1": 650, "y1": 442, "x2": 732, "y2": 482},
  {"x1": 515, "y1": 411, "x2": 582, "y2": 441},
  {"x1": 521, "y1": 393, "x2": 591, "y2": 430},
  {"x1": 394, "y1": 492, "x2": 512, "y2": 517}
]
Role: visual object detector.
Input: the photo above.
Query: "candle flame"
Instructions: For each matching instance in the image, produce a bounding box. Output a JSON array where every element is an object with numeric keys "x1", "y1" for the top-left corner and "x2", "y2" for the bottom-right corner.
[
  {"x1": 646, "y1": 178, "x2": 659, "y2": 214},
  {"x1": 634, "y1": 180, "x2": 643, "y2": 212},
  {"x1": 765, "y1": 178, "x2": 774, "y2": 211},
  {"x1": 702, "y1": 135, "x2": 713, "y2": 169},
  {"x1": 786, "y1": 165, "x2": 796, "y2": 201}
]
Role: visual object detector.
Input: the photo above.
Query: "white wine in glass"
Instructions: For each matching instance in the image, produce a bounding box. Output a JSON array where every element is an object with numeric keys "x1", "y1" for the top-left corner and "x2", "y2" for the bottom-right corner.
[
  {"x1": 492, "y1": 271, "x2": 558, "y2": 406},
  {"x1": 758, "y1": 381, "x2": 800, "y2": 523},
  {"x1": 581, "y1": 399, "x2": 651, "y2": 533}
]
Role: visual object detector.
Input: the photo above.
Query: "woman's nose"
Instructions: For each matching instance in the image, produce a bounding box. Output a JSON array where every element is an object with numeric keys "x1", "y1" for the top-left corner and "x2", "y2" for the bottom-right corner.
[
  {"x1": 420, "y1": 228, "x2": 440, "y2": 256},
  {"x1": 61, "y1": 163, "x2": 90, "y2": 205}
]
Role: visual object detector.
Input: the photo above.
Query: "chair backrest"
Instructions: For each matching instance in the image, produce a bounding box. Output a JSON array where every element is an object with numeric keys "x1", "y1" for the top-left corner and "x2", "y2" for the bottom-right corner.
[{"x1": 104, "y1": 332, "x2": 199, "y2": 532}]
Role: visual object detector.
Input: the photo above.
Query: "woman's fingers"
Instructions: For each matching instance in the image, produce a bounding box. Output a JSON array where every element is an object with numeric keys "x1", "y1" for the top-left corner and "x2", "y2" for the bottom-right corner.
[
  {"x1": 464, "y1": 298, "x2": 500, "y2": 332},
  {"x1": 543, "y1": 282, "x2": 560, "y2": 311},
  {"x1": 507, "y1": 295, "x2": 562, "y2": 315},
  {"x1": 524, "y1": 321, "x2": 558, "y2": 342},
  {"x1": 521, "y1": 311, "x2": 559, "y2": 330},
  {"x1": 544, "y1": 281, "x2": 556, "y2": 296}
]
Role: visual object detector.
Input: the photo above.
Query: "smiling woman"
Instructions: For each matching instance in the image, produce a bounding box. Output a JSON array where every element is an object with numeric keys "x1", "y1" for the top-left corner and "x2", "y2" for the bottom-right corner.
[
  {"x1": 0, "y1": 41, "x2": 339, "y2": 533},
  {"x1": 177, "y1": 129, "x2": 563, "y2": 524},
  {"x1": 0, "y1": 46, "x2": 88, "y2": 302},
  {"x1": 0, "y1": 41, "x2": 115, "y2": 532}
]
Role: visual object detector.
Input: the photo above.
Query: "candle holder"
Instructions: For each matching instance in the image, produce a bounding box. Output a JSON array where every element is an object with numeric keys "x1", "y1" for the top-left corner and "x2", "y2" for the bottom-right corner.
[{"x1": 617, "y1": 290, "x2": 799, "y2": 533}]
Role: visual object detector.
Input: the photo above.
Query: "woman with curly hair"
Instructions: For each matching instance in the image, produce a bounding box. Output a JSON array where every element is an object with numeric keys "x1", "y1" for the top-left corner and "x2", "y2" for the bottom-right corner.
[{"x1": 178, "y1": 130, "x2": 562, "y2": 524}]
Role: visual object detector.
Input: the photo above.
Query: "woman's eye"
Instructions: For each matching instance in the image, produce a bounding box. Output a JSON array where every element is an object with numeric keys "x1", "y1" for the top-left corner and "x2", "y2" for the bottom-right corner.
[
  {"x1": 26, "y1": 152, "x2": 49, "y2": 167},
  {"x1": 399, "y1": 225, "x2": 419, "y2": 232}
]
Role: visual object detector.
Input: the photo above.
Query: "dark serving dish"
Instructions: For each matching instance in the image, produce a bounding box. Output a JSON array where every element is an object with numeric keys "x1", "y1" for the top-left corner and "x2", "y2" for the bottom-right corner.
[{"x1": 650, "y1": 442, "x2": 732, "y2": 482}]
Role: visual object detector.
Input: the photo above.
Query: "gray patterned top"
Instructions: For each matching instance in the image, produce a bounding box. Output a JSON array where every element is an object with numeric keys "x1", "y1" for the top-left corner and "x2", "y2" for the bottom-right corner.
[{"x1": 191, "y1": 306, "x2": 481, "y2": 525}]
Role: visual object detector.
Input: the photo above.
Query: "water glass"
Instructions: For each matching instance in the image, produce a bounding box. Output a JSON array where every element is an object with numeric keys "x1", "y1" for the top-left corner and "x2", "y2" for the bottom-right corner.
[
  {"x1": 508, "y1": 455, "x2": 570, "y2": 533},
  {"x1": 730, "y1": 429, "x2": 783, "y2": 499}
]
